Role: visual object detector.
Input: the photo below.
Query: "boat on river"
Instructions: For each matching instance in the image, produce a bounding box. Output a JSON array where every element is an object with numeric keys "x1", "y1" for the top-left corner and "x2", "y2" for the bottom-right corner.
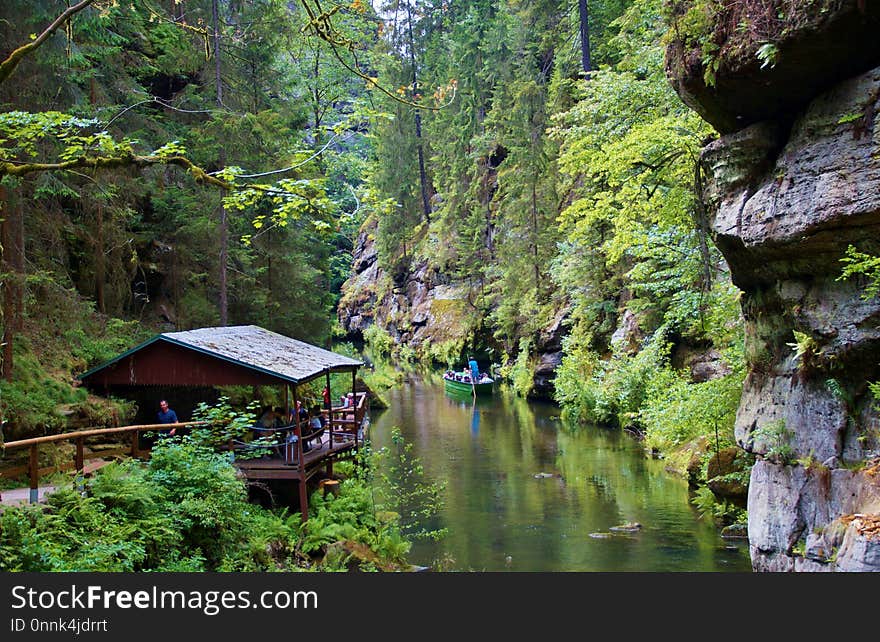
[{"x1": 443, "y1": 370, "x2": 494, "y2": 396}]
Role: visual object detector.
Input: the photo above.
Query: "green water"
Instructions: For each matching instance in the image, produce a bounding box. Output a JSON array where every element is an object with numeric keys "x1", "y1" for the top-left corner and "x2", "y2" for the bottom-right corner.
[{"x1": 368, "y1": 374, "x2": 752, "y2": 572}]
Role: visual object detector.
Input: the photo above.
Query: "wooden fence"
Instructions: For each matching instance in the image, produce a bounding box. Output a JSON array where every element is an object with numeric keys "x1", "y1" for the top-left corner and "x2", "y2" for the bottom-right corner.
[{"x1": 1, "y1": 422, "x2": 206, "y2": 503}]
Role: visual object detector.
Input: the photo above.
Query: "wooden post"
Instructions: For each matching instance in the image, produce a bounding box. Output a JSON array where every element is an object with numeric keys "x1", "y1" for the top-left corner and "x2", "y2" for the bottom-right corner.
[
  {"x1": 325, "y1": 371, "x2": 333, "y2": 477},
  {"x1": 320, "y1": 478, "x2": 339, "y2": 498},
  {"x1": 292, "y1": 385, "x2": 303, "y2": 469},
  {"x1": 293, "y1": 384, "x2": 308, "y2": 522},
  {"x1": 353, "y1": 368, "x2": 360, "y2": 449},
  {"x1": 130, "y1": 429, "x2": 140, "y2": 458},
  {"x1": 75, "y1": 437, "x2": 84, "y2": 474},
  {"x1": 351, "y1": 369, "x2": 358, "y2": 448},
  {"x1": 29, "y1": 444, "x2": 38, "y2": 504},
  {"x1": 75, "y1": 437, "x2": 85, "y2": 493}
]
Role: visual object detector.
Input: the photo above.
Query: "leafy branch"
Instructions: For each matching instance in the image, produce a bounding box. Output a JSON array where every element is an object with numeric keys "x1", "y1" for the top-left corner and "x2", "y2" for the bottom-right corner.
[
  {"x1": 297, "y1": 0, "x2": 456, "y2": 111},
  {"x1": 0, "y1": 0, "x2": 96, "y2": 85}
]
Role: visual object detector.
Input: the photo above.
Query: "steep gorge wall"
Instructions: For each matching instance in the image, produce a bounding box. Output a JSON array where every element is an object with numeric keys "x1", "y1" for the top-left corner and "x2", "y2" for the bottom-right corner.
[
  {"x1": 668, "y1": 1, "x2": 880, "y2": 570},
  {"x1": 337, "y1": 216, "x2": 483, "y2": 359},
  {"x1": 337, "y1": 216, "x2": 567, "y2": 397}
]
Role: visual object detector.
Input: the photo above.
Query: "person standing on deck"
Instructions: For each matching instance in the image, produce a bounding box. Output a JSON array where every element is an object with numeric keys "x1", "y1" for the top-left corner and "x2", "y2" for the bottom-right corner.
[
  {"x1": 157, "y1": 400, "x2": 178, "y2": 436},
  {"x1": 468, "y1": 356, "x2": 480, "y2": 383}
]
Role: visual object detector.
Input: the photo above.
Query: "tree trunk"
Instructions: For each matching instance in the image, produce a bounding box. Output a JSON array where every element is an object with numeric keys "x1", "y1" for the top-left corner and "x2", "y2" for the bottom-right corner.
[
  {"x1": 95, "y1": 200, "x2": 105, "y2": 314},
  {"x1": 1, "y1": 185, "x2": 23, "y2": 381},
  {"x1": 406, "y1": 0, "x2": 431, "y2": 223},
  {"x1": 578, "y1": 0, "x2": 592, "y2": 77},
  {"x1": 531, "y1": 180, "x2": 540, "y2": 288},
  {"x1": 213, "y1": 0, "x2": 228, "y2": 326}
]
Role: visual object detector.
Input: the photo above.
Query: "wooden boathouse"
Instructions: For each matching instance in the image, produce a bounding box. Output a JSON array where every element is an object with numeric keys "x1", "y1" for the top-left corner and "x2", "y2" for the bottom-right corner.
[{"x1": 77, "y1": 325, "x2": 368, "y2": 519}]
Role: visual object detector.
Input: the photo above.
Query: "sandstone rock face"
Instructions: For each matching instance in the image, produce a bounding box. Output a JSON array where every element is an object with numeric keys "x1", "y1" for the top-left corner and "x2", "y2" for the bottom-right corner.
[
  {"x1": 747, "y1": 461, "x2": 880, "y2": 571},
  {"x1": 338, "y1": 219, "x2": 569, "y2": 398},
  {"x1": 665, "y1": 1, "x2": 880, "y2": 134},
  {"x1": 697, "y1": 62, "x2": 880, "y2": 571},
  {"x1": 337, "y1": 221, "x2": 478, "y2": 352}
]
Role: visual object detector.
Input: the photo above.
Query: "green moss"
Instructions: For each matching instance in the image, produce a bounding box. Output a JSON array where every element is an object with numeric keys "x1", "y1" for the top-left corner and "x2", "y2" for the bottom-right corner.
[{"x1": 665, "y1": 0, "x2": 844, "y2": 85}]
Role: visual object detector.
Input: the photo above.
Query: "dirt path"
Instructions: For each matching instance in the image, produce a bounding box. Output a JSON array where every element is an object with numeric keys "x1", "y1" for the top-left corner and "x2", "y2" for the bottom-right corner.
[{"x1": 0, "y1": 458, "x2": 113, "y2": 507}]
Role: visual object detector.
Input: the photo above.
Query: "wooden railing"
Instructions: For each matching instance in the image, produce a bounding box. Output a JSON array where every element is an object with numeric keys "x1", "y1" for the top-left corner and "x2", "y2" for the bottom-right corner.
[
  {"x1": 322, "y1": 391, "x2": 369, "y2": 447},
  {"x1": 1, "y1": 422, "x2": 206, "y2": 503}
]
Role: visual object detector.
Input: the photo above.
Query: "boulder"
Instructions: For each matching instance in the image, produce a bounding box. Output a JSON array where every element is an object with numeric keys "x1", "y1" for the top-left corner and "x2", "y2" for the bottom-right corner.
[{"x1": 706, "y1": 447, "x2": 750, "y2": 500}]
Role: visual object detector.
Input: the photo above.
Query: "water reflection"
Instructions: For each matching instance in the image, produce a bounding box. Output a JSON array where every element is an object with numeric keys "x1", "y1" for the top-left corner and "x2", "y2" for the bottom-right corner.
[{"x1": 368, "y1": 374, "x2": 751, "y2": 572}]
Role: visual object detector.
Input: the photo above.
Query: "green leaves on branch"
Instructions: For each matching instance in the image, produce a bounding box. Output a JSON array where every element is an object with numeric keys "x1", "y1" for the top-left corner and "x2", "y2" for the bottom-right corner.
[
  {"x1": 228, "y1": 177, "x2": 335, "y2": 246},
  {"x1": 0, "y1": 111, "x2": 101, "y2": 158}
]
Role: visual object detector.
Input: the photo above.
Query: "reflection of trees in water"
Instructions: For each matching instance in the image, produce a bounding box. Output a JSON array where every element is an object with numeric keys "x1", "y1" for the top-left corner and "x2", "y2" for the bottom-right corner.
[{"x1": 370, "y1": 381, "x2": 748, "y2": 571}]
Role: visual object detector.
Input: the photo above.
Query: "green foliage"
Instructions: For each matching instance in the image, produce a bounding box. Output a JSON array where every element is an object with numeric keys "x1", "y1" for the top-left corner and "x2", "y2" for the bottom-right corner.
[
  {"x1": 363, "y1": 323, "x2": 396, "y2": 360},
  {"x1": 188, "y1": 396, "x2": 260, "y2": 451},
  {"x1": 838, "y1": 245, "x2": 880, "y2": 299},
  {"x1": 553, "y1": 327, "x2": 602, "y2": 424},
  {"x1": 369, "y1": 429, "x2": 447, "y2": 542},
  {"x1": 506, "y1": 337, "x2": 535, "y2": 398},
  {"x1": 641, "y1": 349, "x2": 744, "y2": 457},
  {"x1": 555, "y1": 331, "x2": 672, "y2": 428},
  {"x1": 755, "y1": 42, "x2": 779, "y2": 69},
  {"x1": 786, "y1": 329, "x2": 824, "y2": 372},
  {"x1": 690, "y1": 485, "x2": 747, "y2": 526},
  {"x1": 870, "y1": 381, "x2": 880, "y2": 406},
  {"x1": 751, "y1": 419, "x2": 795, "y2": 464},
  {"x1": 0, "y1": 433, "x2": 417, "y2": 572}
]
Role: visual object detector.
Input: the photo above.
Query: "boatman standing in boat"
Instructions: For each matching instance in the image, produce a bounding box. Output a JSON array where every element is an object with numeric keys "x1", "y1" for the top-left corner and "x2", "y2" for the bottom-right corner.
[{"x1": 468, "y1": 356, "x2": 480, "y2": 382}]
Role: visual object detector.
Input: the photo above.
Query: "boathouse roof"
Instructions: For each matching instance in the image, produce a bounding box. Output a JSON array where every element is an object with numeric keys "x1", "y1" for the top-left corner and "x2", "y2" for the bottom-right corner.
[{"x1": 77, "y1": 325, "x2": 363, "y2": 388}]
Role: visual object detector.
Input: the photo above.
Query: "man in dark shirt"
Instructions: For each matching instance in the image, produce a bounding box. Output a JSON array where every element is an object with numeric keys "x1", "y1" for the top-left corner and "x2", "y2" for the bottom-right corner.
[{"x1": 157, "y1": 399, "x2": 178, "y2": 436}]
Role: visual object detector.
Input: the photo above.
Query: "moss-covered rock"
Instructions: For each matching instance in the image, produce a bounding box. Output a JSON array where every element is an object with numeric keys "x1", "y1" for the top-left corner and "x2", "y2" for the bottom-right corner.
[{"x1": 665, "y1": 0, "x2": 880, "y2": 133}]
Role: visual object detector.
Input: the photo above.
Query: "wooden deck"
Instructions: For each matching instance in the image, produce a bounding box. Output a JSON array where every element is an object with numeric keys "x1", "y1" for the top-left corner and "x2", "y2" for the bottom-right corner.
[
  {"x1": 231, "y1": 392, "x2": 370, "y2": 519},
  {"x1": 234, "y1": 432, "x2": 360, "y2": 482}
]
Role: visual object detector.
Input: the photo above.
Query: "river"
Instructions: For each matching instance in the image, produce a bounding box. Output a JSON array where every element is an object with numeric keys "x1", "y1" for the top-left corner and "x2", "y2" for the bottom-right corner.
[{"x1": 367, "y1": 373, "x2": 752, "y2": 572}]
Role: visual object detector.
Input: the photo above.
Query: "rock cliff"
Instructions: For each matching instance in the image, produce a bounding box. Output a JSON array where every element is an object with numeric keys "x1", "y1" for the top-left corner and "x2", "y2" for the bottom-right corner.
[
  {"x1": 668, "y1": 1, "x2": 880, "y2": 571},
  {"x1": 337, "y1": 216, "x2": 568, "y2": 397},
  {"x1": 337, "y1": 215, "x2": 482, "y2": 361}
]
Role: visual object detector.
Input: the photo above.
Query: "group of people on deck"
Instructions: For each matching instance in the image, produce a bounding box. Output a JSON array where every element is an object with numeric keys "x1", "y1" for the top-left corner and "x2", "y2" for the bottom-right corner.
[
  {"x1": 156, "y1": 388, "x2": 358, "y2": 453},
  {"x1": 255, "y1": 402, "x2": 326, "y2": 452}
]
